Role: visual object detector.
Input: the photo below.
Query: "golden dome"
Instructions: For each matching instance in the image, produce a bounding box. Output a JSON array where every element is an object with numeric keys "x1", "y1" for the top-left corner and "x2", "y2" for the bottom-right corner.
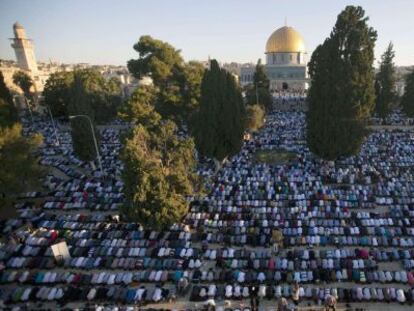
[{"x1": 265, "y1": 26, "x2": 305, "y2": 53}]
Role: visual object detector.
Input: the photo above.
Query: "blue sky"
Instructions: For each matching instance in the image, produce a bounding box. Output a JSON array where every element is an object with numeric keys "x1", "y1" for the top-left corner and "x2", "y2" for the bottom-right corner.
[{"x1": 1, "y1": 0, "x2": 413, "y2": 66}]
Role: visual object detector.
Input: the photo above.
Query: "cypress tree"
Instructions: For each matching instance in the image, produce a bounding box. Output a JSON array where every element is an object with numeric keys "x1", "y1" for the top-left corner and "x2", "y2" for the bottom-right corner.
[
  {"x1": 307, "y1": 6, "x2": 377, "y2": 160},
  {"x1": 375, "y1": 42, "x2": 396, "y2": 118},
  {"x1": 401, "y1": 70, "x2": 414, "y2": 117},
  {"x1": 68, "y1": 72, "x2": 99, "y2": 162},
  {"x1": 193, "y1": 60, "x2": 246, "y2": 162}
]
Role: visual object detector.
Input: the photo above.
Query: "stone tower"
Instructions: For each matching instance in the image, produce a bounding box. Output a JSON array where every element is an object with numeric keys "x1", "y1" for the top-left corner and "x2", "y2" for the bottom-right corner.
[{"x1": 10, "y1": 22, "x2": 38, "y2": 75}]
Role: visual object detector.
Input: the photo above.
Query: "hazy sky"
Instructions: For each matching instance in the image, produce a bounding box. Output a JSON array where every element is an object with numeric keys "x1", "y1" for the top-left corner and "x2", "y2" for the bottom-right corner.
[{"x1": 1, "y1": 0, "x2": 413, "y2": 66}]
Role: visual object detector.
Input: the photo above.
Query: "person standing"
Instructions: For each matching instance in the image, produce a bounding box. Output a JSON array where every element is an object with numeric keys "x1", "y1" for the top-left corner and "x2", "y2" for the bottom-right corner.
[
  {"x1": 277, "y1": 297, "x2": 288, "y2": 311},
  {"x1": 324, "y1": 294, "x2": 337, "y2": 311},
  {"x1": 250, "y1": 285, "x2": 259, "y2": 311},
  {"x1": 292, "y1": 281, "x2": 300, "y2": 306}
]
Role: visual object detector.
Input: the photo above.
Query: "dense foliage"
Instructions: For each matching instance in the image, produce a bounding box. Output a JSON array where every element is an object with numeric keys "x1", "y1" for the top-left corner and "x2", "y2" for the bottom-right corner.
[
  {"x1": 42, "y1": 71, "x2": 74, "y2": 118},
  {"x1": 68, "y1": 72, "x2": 99, "y2": 162},
  {"x1": 0, "y1": 72, "x2": 43, "y2": 211},
  {"x1": 43, "y1": 69, "x2": 122, "y2": 123},
  {"x1": 375, "y1": 42, "x2": 396, "y2": 118},
  {"x1": 401, "y1": 70, "x2": 414, "y2": 117},
  {"x1": 12, "y1": 71, "x2": 34, "y2": 101},
  {"x1": 120, "y1": 86, "x2": 198, "y2": 229},
  {"x1": 307, "y1": 6, "x2": 377, "y2": 160},
  {"x1": 245, "y1": 59, "x2": 273, "y2": 112},
  {"x1": 127, "y1": 35, "x2": 204, "y2": 123},
  {"x1": 193, "y1": 60, "x2": 246, "y2": 162},
  {"x1": 0, "y1": 71, "x2": 18, "y2": 127}
]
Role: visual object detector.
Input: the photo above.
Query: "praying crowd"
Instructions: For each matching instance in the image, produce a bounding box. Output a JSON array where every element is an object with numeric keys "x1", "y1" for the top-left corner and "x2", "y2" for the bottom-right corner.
[{"x1": 1, "y1": 105, "x2": 414, "y2": 310}]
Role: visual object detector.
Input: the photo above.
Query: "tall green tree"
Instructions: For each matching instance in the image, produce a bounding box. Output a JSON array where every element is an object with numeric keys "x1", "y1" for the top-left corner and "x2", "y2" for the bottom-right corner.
[
  {"x1": 193, "y1": 60, "x2": 246, "y2": 162},
  {"x1": 42, "y1": 71, "x2": 74, "y2": 117},
  {"x1": 12, "y1": 71, "x2": 33, "y2": 101},
  {"x1": 245, "y1": 59, "x2": 273, "y2": 111},
  {"x1": 13, "y1": 71, "x2": 34, "y2": 118},
  {"x1": 127, "y1": 35, "x2": 204, "y2": 123},
  {"x1": 68, "y1": 72, "x2": 98, "y2": 163},
  {"x1": 0, "y1": 71, "x2": 18, "y2": 127},
  {"x1": 0, "y1": 124, "x2": 43, "y2": 210},
  {"x1": 375, "y1": 42, "x2": 396, "y2": 118},
  {"x1": 42, "y1": 69, "x2": 122, "y2": 123},
  {"x1": 307, "y1": 6, "x2": 377, "y2": 160},
  {"x1": 0, "y1": 77, "x2": 43, "y2": 213},
  {"x1": 118, "y1": 85, "x2": 161, "y2": 128},
  {"x1": 120, "y1": 89, "x2": 198, "y2": 229},
  {"x1": 401, "y1": 70, "x2": 414, "y2": 117}
]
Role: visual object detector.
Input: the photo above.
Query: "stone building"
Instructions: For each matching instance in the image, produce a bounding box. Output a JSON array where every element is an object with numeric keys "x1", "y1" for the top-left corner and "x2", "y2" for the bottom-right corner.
[{"x1": 240, "y1": 25, "x2": 309, "y2": 92}]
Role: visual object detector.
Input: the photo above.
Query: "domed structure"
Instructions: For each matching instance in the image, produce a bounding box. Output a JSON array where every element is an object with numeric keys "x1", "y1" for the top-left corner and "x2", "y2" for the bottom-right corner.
[
  {"x1": 240, "y1": 24, "x2": 309, "y2": 92},
  {"x1": 265, "y1": 26, "x2": 305, "y2": 54},
  {"x1": 13, "y1": 22, "x2": 24, "y2": 29}
]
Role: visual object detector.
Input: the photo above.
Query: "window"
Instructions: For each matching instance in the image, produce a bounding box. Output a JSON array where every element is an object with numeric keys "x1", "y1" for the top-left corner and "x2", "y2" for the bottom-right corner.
[{"x1": 289, "y1": 55, "x2": 293, "y2": 61}]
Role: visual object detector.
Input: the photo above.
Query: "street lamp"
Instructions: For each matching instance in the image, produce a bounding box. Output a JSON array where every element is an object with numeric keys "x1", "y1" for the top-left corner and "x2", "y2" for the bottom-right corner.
[
  {"x1": 69, "y1": 114, "x2": 104, "y2": 176},
  {"x1": 47, "y1": 106, "x2": 60, "y2": 146}
]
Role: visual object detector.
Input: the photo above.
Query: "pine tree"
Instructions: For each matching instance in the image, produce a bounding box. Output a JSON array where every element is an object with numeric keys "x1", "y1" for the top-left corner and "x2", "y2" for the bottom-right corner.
[
  {"x1": 68, "y1": 72, "x2": 99, "y2": 162},
  {"x1": 193, "y1": 60, "x2": 246, "y2": 162},
  {"x1": 246, "y1": 59, "x2": 273, "y2": 112},
  {"x1": 128, "y1": 36, "x2": 204, "y2": 123},
  {"x1": 307, "y1": 6, "x2": 377, "y2": 160},
  {"x1": 401, "y1": 70, "x2": 414, "y2": 117},
  {"x1": 375, "y1": 42, "x2": 396, "y2": 118},
  {"x1": 253, "y1": 59, "x2": 270, "y2": 89}
]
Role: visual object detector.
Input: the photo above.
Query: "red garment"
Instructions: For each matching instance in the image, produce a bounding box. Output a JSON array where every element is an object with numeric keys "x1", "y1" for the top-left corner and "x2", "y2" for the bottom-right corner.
[
  {"x1": 50, "y1": 231, "x2": 58, "y2": 242},
  {"x1": 359, "y1": 249, "x2": 369, "y2": 259},
  {"x1": 268, "y1": 258, "x2": 276, "y2": 270},
  {"x1": 407, "y1": 272, "x2": 414, "y2": 286}
]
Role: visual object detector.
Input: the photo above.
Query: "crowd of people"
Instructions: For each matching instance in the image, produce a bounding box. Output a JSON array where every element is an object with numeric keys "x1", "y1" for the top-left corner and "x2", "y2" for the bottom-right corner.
[{"x1": 1, "y1": 105, "x2": 414, "y2": 310}]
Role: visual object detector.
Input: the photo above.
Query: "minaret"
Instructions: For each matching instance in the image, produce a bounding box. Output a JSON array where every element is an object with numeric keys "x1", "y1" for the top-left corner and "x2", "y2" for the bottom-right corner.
[{"x1": 10, "y1": 22, "x2": 38, "y2": 75}]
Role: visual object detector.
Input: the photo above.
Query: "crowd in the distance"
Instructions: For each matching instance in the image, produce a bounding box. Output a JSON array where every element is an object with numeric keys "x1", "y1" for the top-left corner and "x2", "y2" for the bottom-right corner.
[{"x1": 1, "y1": 106, "x2": 414, "y2": 310}]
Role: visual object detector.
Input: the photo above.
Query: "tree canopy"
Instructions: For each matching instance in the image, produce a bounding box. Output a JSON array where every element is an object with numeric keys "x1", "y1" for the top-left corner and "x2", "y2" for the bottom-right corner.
[
  {"x1": 42, "y1": 69, "x2": 122, "y2": 123},
  {"x1": 120, "y1": 86, "x2": 198, "y2": 229},
  {"x1": 13, "y1": 71, "x2": 33, "y2": 101},
  {"x1": 127, "y1": 35, "x2": 204, "y2": 123},
  {"x1": 307, "y1": 5, "x2": 377, "y2": 160},
  {"x1": 193, "y1": 59, "x2": 246, "y2": 162},
  {"x1": 0, "y1": 71, "x2": 18, "y2": 127},
  {"x1": 68, "y1": 72, "x2": 99, "y2": 163},
  {"x1": 0, "y1": 72, "x2": 43, "y2": 212},
  {"x1": 401, "y1": 70, "x2": 414, "y2": 117},
  {"x1": 42, "y1": 71, "x2": 74, "y2": 118},
  {"x1": 375, "y1": 42, "x2": 396, "y2": 118},
  {"x1": 245, "y1": 59, "x2": 273, "y2": 112}
]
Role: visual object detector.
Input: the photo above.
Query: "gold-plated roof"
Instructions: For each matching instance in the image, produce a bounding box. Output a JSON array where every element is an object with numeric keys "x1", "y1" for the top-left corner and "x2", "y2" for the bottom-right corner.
[{"x1": 265, "y1": 26, "x2": 305, "y2": 53}]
